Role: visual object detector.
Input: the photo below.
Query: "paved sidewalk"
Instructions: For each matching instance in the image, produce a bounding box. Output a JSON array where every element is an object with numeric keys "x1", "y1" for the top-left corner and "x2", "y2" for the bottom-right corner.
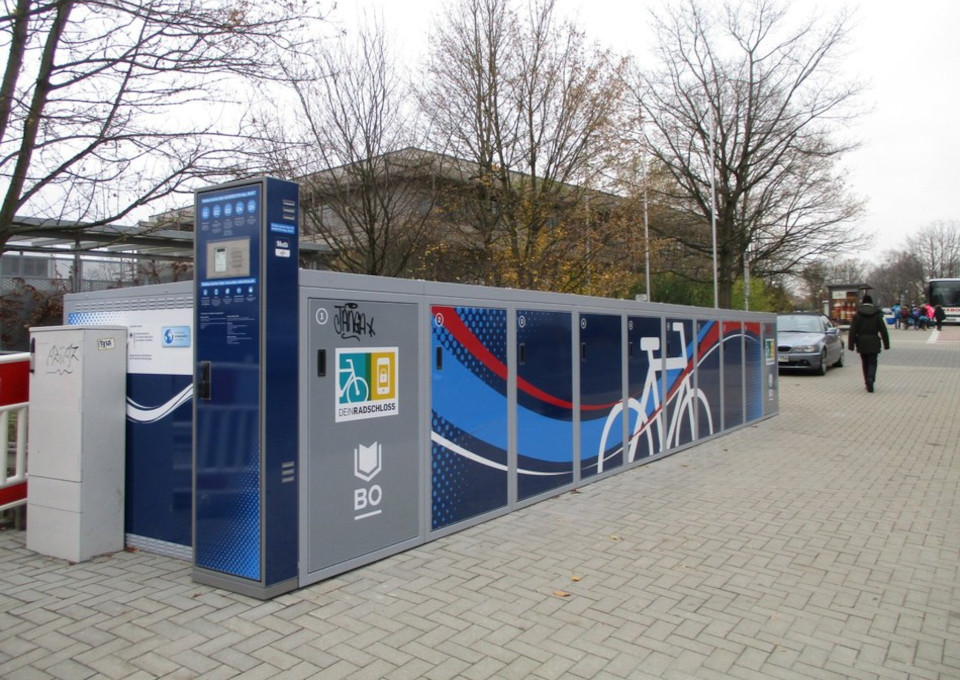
[{"x1": 2, "y1": 330, "x2": 958, "y2": 679}]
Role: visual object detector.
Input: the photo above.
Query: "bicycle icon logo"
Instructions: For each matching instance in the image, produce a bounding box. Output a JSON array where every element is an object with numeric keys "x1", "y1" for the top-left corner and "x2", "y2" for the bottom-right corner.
[
  {"x1": 339, "y1": 357, "x2": 370, "y2": 403},
  {"x1": 596, "y1": 322, "x2": 713, "y2": 472}
]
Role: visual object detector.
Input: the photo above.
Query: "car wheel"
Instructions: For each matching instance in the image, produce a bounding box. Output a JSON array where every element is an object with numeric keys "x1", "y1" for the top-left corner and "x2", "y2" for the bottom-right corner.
[
  {"x1": 833, "y1": 349, "x2": 844, "y2": 368},
  {"x1": 816, "y1": 349, "x2": 828, "y2": 375}
]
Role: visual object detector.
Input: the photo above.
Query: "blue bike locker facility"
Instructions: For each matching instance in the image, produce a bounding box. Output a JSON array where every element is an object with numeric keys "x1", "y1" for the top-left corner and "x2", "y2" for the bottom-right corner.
[{"x1": 64, "y1": 178, "x2": 779, "y2": 599}]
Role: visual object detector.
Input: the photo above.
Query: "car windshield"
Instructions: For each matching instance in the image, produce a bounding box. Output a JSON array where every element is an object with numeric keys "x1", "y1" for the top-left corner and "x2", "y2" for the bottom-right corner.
[{"x1": 778, "y1": 315, "x2": 823, "y2": 333}]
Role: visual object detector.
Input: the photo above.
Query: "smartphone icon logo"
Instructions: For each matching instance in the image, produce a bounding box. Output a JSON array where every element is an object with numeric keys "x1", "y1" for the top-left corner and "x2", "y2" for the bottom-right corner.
[{"x1": 376, "y1": 357, "x2": 390, "y2": 395}]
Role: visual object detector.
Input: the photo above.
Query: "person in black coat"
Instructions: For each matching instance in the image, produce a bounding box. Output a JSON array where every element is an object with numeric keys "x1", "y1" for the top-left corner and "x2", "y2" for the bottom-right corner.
[
  {"x1": 847, "y1": 294, "x2": 890, "y2": 393},
  {"x1": 934, "y1": 304, "x2": 946, "y2": 331}
]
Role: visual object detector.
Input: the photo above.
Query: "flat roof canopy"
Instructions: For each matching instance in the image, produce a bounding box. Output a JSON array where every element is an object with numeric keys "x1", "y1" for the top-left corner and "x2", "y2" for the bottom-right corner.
[{"x1": 6, "y1": 218, "x2": 329, "y2": 264}]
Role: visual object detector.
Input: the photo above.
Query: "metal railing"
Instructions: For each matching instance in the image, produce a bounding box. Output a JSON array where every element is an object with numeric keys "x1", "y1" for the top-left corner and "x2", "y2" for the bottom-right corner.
[{"x1": 0, "y1": 352, "x2": 30, "y2": 512}]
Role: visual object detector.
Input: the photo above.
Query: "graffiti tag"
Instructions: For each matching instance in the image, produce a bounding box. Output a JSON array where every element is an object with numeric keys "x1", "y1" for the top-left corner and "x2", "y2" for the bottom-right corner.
[
  {"x1": 334, "y1": 303, "x2": 376, "y2": 341},
  {"x1": 45, "y1": 343, "x2": 81, "y2": 375}
]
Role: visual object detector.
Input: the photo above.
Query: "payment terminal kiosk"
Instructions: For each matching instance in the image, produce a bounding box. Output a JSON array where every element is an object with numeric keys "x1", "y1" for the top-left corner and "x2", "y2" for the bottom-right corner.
[{"x1": 192, "y1": 177, "x2": 299, "y2": 598}]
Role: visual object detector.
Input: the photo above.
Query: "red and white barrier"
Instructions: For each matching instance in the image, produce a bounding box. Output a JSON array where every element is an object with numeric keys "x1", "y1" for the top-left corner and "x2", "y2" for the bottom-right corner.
[{"x1": 0, "y1": 353, "x2": 30, "y2": 511}]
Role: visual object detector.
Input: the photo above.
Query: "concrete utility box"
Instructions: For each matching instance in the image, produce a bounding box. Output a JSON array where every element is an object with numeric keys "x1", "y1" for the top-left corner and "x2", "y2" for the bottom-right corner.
[{"x1": 27, "y1": 326, "x2": 127, "y2": 562}]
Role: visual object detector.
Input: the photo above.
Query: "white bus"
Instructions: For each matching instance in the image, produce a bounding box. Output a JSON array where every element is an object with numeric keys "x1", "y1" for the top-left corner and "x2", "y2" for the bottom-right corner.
[{"x1": 927, "y1": 278, "x2": 960, "y2": 325}]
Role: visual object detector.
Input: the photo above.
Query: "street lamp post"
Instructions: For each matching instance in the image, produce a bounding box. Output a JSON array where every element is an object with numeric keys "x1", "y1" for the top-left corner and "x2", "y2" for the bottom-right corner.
[
  {"x1": 642, "y1": 130, "x2": 651, "y2": 302},
  {"x1": 709, "y1": 111, "x2": 718, "y2": 309}
]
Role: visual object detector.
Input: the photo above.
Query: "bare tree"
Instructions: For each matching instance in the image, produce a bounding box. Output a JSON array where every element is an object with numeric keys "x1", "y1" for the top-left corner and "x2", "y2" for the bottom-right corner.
[
  {"x1": 420, "y1": 0, "x2": 629, "y2": 293},
  {"x1": 0, "y1": 0, "x2": 330, "y2": 249},
  {"x1": 796, "y1": 260, "x2": 828, "y2": 310},
  {"x1": 867, "y1": 250, "x2": 924, "y2": 306},
  {"x1": 907, "y1": 220, "x2": 960, "y2": 279},
  {"x1": 251, "y1": 17, "x2": 445, "y2": 277},
  {"x1": 637, "y1": 0, "x2": 867, "y2": 308},
  {"x1": 828, "y1": 258, "x2": 867, "y2": 285}
]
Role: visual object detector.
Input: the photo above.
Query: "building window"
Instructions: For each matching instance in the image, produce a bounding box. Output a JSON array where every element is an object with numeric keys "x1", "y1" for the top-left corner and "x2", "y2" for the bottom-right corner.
[{"x1": 1, "y1": 254, "x2": 51, "y2": 278}]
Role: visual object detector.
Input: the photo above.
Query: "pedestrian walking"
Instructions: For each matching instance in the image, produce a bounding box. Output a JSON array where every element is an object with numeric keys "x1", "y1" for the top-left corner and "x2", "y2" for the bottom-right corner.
[
  {"x1": 934, "y1": 304, "x2": 946, "y2": 331},
  {"x1": 847, "y1": 294, "x2": 890, "y2": 393}
]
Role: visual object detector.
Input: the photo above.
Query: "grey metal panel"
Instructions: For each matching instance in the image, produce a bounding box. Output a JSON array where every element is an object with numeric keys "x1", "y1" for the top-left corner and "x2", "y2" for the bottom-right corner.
[
  {"x1": 64, "y1": 281, "x2": 194, "y2": 316},
  {"x1": 300, "y1": 294, "x2": 423, "y2": 584},
  {"x1": 298, "y1": 270, "x2": 776, "y2": 325}
]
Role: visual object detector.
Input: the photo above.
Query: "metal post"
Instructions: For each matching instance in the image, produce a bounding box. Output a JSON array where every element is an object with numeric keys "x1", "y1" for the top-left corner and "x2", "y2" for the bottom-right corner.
[
  {"x1": 709, "y1": 111, "x2": 718, "y2": 309},
  {"x1": 743, "y1": 246, "x2": 750, "y2": 311},
  {"x1": 73, "y1": 237, "x2": 82, "y2": 293},
  {"x1": 642, "y1": 131, "x2": 651, "y2": 302}
]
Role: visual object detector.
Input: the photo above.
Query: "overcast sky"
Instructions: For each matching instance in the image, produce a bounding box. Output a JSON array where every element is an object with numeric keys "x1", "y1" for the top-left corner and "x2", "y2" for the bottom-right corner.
[{"x1": 335, "y1": 0, "x2": 960, "y2": 262}]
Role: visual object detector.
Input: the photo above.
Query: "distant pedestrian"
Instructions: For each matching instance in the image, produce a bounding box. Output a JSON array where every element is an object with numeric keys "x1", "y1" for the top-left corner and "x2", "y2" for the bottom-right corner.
[
  {"x1": 847, "y1": 294, "x2": 890, "y2": 393},
  {"x1": 934, "y1": 304, "x2": 946, "y2": 331},
  {"x1": 912, "y1": 304, "x2": 926, "y2": 329}
]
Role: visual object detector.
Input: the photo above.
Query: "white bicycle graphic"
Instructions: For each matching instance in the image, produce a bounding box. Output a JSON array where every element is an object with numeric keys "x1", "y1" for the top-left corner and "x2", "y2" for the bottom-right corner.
[
  {"x1": 597, "y1": 321, "x2": 713, "y2": 472},
  {"x1": 339, "y1": 358, "x2": 370, "y2": 403}
]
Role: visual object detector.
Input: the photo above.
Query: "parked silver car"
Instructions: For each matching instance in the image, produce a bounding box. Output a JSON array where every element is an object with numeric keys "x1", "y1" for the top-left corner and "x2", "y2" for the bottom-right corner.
[{"x1": 776, "y1": 313, "x2": 844, "y2": 375}]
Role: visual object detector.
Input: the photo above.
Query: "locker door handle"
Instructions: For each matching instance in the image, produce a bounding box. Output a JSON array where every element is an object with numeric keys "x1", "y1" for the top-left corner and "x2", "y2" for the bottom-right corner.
[{"x1": 198, "y1": 361, "x2": 212, "y2": 400}]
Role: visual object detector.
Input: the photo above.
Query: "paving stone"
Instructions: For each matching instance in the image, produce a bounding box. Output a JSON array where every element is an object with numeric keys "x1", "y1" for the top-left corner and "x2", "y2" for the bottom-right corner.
[{"x1": 1, "y1": 333, "x2": 958, "y2": 679}]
